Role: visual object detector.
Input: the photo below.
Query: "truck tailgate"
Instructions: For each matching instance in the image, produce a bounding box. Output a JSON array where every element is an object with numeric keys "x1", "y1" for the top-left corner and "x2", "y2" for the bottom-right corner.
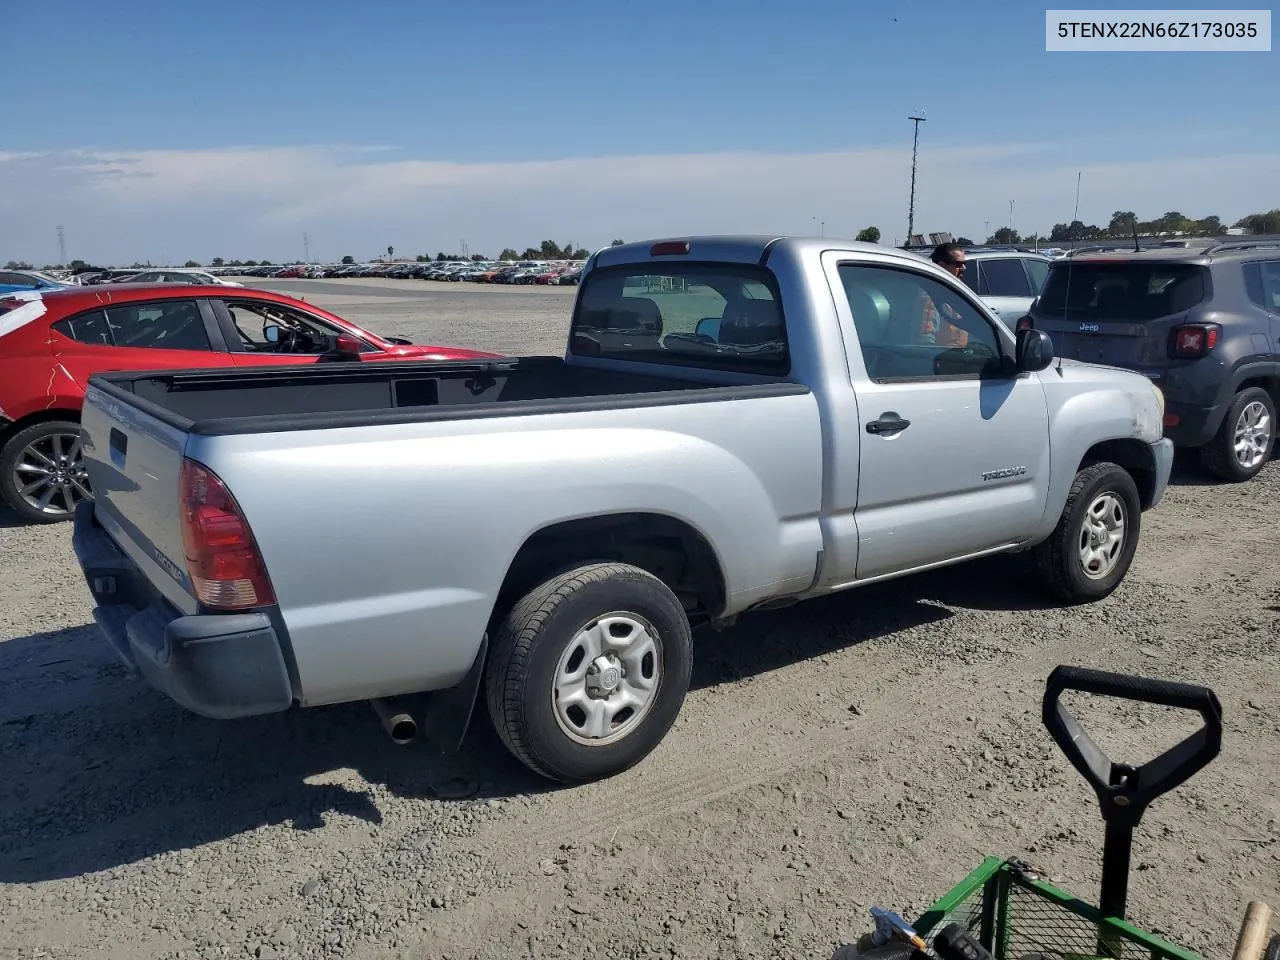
[{"x1": 80, "y1": 381, "x2": 198, "y2": 615}]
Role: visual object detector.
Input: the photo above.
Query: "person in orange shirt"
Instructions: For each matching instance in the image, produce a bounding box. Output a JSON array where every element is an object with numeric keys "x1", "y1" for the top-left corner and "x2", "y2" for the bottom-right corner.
[{"x1": 920, "y1": 243, "x2": 971, "y2": 348}]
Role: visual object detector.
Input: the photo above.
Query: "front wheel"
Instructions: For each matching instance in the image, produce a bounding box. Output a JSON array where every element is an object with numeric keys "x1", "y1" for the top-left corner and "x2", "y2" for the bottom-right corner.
[
  {"x1": 0, "y1": 420, "x2": 92, "y2": 524},
  {"x1": 484, "y1": 562, "x2": 693, "y2": 784},
  {"x1": 1031, "y1": 462, "x2": 1142, "y2": 604}
]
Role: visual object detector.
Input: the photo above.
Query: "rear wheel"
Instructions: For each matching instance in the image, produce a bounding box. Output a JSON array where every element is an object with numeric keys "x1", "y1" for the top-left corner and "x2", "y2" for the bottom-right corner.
[
  {"x1": 484, "y1": 562, "x2": 693, "y2": 784},
  {"x1": 0, "y1": 420, "x2": 91, "y2": 524},
  {"x1": 1199, "y1": 387, "x2": 1275, "y2": 482},
  {"x1": 1030, "y1": 462, "x2": 1141, "y2": 604}
]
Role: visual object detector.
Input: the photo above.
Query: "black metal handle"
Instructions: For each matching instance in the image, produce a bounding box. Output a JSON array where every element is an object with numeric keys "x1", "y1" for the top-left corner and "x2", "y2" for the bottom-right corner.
[
  {"x1": 1043, "y1": 665, "x2": 1222, "y2": 816},
  {"x1": 866, "y1": 413, "x2": 911, "y2": 434},
  {"x1": 1042, "y1": 665, "x2": 1222, "y2": 922},
  {"x1": 109, "y1": 428, "x2": 128, "y2": 457}
]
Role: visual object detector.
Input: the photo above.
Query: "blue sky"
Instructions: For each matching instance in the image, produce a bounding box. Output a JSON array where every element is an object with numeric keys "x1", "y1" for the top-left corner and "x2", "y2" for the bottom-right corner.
[{"x1": 4, "y1": 0, "x2": 1277, "y2": 264}]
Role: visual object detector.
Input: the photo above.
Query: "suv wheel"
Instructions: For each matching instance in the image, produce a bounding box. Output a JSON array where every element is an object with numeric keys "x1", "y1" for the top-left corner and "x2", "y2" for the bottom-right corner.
[
  {"x1": 1030, "y1": 462, "x2": 1141, "y2": 604},
  {"x1": 1200, "y1": 386, "x2": 1276, "y2": 483}
]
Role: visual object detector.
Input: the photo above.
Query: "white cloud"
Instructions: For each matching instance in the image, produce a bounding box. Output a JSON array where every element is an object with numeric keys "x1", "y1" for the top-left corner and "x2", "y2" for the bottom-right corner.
[{"x1": 2, "y1": 140, "x2": 1274, "y2": 265}]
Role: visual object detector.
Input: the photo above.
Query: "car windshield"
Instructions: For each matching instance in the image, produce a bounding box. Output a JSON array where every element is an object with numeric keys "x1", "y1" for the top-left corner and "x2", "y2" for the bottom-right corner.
[
  {"x1": 570, "y1": 262, "x2": 789, "y2": 375},
  {"x1": 1036, "y1": 261, "x2": 1209, "y2": 321}
]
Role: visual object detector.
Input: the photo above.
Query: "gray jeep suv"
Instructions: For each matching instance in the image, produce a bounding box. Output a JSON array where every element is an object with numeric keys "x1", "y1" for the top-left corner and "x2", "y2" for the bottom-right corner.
[{"x1": 1023, "y1": 240, "x2": 1280, "y2": 482}]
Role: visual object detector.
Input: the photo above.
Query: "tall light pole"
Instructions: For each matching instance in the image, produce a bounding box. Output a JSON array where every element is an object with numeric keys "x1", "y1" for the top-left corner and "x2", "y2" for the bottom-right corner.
[
  {"x1": 906, "y1": 113, "x2": 926, "y2": 246},
  {"x1": 303, "y1": 232, "x2": 311, "y2": 263},
  {"x1": 1009, "y1": 200, "x2": 1015, "y2": 239}
]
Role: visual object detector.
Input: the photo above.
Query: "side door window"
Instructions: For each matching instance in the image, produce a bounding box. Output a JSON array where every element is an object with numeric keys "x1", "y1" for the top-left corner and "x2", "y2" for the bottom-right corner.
[
  {"x1": 101, "y1": 300, "x2": 213, "y2": 351},
  {"x1": 1259, "y1": 261, "x2": 1280, "y2": 313},
  {"x1": 1023, "y1": 258, "x2": 1050, "y2": 294},
  {"x1": 219, "y1": 299, "x2": 371, "y2": 354},
  {"x1": 839, "y1": 263, "x2": 1006, "y2": 382},
  {"x1": 975, "y1": 258, "x2": 1033, "y2": 298},
  {"x1": 51, "y1": 309, "x2": 114, "y2": 347}
]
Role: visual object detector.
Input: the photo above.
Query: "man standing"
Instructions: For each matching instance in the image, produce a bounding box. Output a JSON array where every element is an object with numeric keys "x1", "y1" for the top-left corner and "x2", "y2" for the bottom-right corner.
[{"x1": 920, "y1": 242, "x2": 971, "y2": 347}]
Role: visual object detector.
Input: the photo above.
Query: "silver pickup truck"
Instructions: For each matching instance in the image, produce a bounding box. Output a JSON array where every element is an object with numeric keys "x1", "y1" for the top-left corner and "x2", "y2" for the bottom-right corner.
[{"x1": 71, "y1": 236, "x2": 1174, "y2": 785}]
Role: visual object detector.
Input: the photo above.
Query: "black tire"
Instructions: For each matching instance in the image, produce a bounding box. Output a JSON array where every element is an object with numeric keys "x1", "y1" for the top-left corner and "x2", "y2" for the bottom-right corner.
[
  {"x1": 1031, "y1": 462, "x2": 1141, "y2": 604},
  {"x1": 0, "y1": 420, "x2": 91, "y2": 524},
  {"x1": 484, "y1": 562, "x2": 693, "y2": 785},
  {"x1": 1198, "y1": 386, "x2": 1276, "y2": 483}
]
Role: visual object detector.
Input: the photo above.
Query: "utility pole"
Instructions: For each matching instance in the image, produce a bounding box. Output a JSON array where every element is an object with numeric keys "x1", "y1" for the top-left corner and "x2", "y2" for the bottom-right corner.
[
  {"x1": 57, "y1": 226, "x2": 67, "y2": 266},
  {"x1": 984, "y1": 220, "x2": 990, "y2": 241},
  {"x1": 906, "y1": 113, "x2": 926, "y2": 246},
  {"x1": 1009, "y1": 200, "x2": 1015, "y2": 239},
  {"x1": 303, "y1": 232, "x2": 311, "y2": 263}
]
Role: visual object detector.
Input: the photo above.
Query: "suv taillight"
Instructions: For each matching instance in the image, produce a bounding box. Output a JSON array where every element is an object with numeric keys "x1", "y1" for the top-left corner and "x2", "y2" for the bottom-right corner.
[
  {"x1": 180, "y1": 458, "x2": 275, "y2": 610},
  {"x1": 1169, "y1": 323, "x2": 1219, "y2": 358},
  {"x1": 1015, "y1": 317, "x2": 1033, "y2": 333}
]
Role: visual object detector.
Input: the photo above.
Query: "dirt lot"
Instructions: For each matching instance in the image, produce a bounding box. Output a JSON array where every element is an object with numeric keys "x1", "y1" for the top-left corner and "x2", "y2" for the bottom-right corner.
[{"x1": 1, "y1": 278, "x2": 1277, "y2": 960}]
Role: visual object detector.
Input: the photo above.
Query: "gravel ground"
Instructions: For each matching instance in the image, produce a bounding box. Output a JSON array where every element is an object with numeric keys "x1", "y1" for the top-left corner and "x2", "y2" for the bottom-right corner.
[{"x1": 1, "y1": 278, "x2": 1277, "y2": 960}]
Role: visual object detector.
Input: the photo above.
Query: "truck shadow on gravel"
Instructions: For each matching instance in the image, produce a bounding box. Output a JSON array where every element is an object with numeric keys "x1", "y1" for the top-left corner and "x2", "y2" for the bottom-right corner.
[{"x1": 0, "y1": 557, "x2": 1061, "y2": 883}]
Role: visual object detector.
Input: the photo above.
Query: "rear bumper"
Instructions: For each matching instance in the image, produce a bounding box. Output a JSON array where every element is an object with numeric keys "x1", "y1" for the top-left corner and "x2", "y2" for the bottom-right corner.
[
  {"x1": 1161, "y1": 399, "x2": 1219, "y2": 448},
  {"x1": 1148, "y1": 437, "x2": 1175, "y2": 510},
  {"x1": 72, "y1": 501, "x2": 295, "y2": 720}
]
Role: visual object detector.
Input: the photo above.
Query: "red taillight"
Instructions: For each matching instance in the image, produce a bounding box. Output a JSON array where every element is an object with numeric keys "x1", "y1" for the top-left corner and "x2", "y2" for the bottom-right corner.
[
  {"x1": 1016, "y1": 317, "x2": 1033, "y2": 333},
  {"x1": 649, "y1": 240, "x2": 691, "y2": 256},
  {"x1": 1169, "y1": 324, "x2": 1219, "y2": 358},
  {"x1": 179, "y1": 458, "x2": 275, "y2": 610}
]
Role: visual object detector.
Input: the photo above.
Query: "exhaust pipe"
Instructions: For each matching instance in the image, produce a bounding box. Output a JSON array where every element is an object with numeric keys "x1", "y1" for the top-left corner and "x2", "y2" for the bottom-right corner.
[{"x1": 370, "y1": 697, "x2": 418, "y2": 745}]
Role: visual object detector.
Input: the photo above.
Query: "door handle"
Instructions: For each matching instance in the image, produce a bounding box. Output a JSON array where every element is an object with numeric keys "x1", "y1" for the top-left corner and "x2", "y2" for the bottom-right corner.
[{"x1": 866, "y1": 412, "x2": 911, "y2": 434}]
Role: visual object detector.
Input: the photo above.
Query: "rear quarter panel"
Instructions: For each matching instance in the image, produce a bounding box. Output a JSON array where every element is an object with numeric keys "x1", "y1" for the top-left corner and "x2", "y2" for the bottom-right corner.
[{"x1": 188, "y1": 390, "x2": 826, "y2": 707}]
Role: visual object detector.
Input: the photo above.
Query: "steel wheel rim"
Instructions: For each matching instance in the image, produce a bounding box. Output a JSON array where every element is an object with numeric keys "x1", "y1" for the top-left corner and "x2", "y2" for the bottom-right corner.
[
  {"x1": 1077, "y1": 491, "x2": 1126, "y2": 580},
  {"x1": 1233, "y1": 400, "x2": 1271, "y2": 470},
  {"x1": 551, "y1": 612, "x2": 662, "y2": 747},
  {"x1": 13, "y1": 430, "x2": 91, "y2": 517}
]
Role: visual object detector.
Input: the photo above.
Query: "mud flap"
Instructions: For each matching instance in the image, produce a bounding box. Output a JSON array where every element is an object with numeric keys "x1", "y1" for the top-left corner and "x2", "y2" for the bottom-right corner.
[{"x1": 418, "y1": 634, "x2": 488, "y2": 755}]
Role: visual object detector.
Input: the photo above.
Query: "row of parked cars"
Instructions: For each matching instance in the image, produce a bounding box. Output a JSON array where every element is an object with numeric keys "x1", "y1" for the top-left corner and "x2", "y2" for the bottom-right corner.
[{"x1": 199, "y1": 260, "x2": 588, "y2": 285}]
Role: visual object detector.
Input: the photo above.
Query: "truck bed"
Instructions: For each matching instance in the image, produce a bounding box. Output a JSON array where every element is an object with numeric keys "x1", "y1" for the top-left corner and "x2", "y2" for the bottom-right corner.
[{"x1": 88, "y1": 355, "x2": 794, "y2": 436}]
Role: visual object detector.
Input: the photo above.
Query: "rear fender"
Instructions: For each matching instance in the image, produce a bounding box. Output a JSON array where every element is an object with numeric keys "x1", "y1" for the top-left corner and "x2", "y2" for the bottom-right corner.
[{"x1": 1196, "y1": 360, "x2": 1280, "y2": 443}]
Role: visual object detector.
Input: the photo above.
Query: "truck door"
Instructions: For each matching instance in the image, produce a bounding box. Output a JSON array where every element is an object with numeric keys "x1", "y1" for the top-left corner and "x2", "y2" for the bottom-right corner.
[{"x1": 824, "y1": 254, "x2": 1052, "y2": 582}]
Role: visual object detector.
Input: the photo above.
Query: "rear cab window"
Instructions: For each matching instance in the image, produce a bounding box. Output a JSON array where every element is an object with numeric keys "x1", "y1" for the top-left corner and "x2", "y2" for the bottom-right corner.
[
  {"x1": 1036, "y1": 261, "x2": 1210, "y2": 320},
  {"x1": 570, "y1": 262, "x2": 789, "y2": 375}
]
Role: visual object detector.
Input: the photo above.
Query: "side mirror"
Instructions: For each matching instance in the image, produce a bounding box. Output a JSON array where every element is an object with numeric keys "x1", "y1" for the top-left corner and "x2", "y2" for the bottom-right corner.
[
  {"x1": 334, "y1": 333, "x2": 363, "y2": 358},
  {"x1": 316, "y1": 332, "x2": 365, "y2": 363},
  {"x1": 694, "y1": 317, "x2": 721, "y2": 341},
  {"x1": 263, "y1": 324, "x2": 282, "y2": 343},
  {"x1": 1016, "y1": 327, "x2": 1054, "y2": 372}
]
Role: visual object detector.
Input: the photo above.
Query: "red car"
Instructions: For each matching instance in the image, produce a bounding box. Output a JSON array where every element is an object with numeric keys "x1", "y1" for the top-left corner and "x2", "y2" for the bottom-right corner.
[{"x1": 0, "y1": 283, "x2": 499, "y2": 523}]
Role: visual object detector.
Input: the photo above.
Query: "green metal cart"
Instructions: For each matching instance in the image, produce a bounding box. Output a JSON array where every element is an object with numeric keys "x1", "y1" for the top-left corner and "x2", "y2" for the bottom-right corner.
[{"x1": 903, "y1": 665, "x2": 1254, "y2": 960}]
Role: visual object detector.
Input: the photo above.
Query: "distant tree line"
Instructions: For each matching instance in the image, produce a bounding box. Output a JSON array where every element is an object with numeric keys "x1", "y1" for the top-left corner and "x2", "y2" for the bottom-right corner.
[{"x1": 979, "y1": 209, "x2": 1280, "y2": 246}]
